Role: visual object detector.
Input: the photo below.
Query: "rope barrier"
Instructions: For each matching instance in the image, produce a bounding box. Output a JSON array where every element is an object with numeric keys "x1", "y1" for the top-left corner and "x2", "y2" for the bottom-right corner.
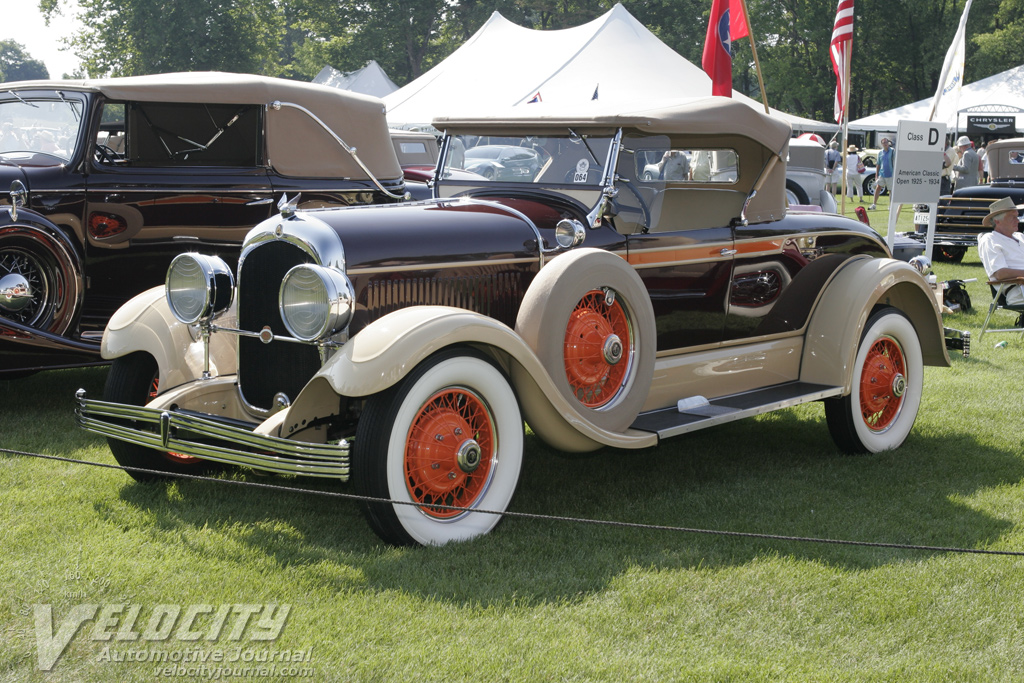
[{"x1": 4, "y1": 446, "x2": 1024, "y2": 557}]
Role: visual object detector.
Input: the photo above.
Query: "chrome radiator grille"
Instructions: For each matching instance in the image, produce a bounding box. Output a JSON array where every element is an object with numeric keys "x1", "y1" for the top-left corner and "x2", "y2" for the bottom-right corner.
[{"x1": 237, "y1": 240, "x2": 321, "y2": 411}]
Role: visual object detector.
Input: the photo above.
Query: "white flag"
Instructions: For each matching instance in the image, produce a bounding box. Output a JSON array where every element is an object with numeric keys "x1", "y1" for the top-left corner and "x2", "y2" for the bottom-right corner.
[{"x1": 929, "y1": 0, "x2": 973, "y2": 125}]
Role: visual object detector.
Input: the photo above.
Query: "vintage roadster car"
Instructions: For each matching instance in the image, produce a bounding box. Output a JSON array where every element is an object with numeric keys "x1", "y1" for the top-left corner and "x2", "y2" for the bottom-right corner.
[
  {"x1": 0, "y1": 72, "x2": 405, "y2": 375},
  {"x1": 906, "y1": 137, "x2": 1024, "y2": 262},
  {"x1": 76, "y1": 98, "x2": 949, "y2": 546}
]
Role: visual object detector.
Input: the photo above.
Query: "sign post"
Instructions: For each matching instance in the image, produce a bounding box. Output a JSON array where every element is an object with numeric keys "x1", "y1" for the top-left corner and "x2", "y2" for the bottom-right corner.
[{"x1": 888, "y1": 120, "x2": 946, "y2": 259}]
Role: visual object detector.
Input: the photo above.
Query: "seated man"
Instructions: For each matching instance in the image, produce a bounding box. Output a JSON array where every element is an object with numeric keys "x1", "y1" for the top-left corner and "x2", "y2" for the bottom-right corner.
[{"x1": 977, "y1": 196, "x2": 1024, "y2": 306}]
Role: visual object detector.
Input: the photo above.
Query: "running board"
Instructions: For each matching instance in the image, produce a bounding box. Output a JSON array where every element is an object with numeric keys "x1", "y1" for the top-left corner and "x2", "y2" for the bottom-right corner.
[{"x1": 630, "y1": 382, "x2": 844, "y2": 440}]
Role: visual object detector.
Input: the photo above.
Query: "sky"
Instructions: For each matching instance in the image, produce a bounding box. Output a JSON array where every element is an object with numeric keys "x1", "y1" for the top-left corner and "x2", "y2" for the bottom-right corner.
[{"x1": 1, "y1": 1, "x2": 84, "y2": 79}]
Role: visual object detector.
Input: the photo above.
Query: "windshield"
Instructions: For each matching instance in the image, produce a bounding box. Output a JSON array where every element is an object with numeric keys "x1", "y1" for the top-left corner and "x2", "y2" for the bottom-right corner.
[
  {"x1": 0, "y1": 93, "x2": 86, "y2": 162},
  {"x1": 440, "y1": 132, "x2": 615, "y2": 186}
]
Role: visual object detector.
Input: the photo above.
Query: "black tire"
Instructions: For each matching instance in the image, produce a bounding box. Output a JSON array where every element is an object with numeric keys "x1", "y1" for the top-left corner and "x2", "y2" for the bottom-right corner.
[
  {"x1": 104, "y1": 352, "x2": 219, "y2": 481},
  {"x1": 863, "y1": 175, "x2": 877, "y2": 196},
  {"x1": 824, "y1": 307, "x2": 923, "y2": 454},
  {"x1": 931, "y1": 245, "x2": 967, "y2": 263},
  {"x1": 0, "y1": 226, "x2": 80, "y2": 334},
  {"x1": 785, "y1": 180, "x2": 810, "y2": 206},
  {"x1": 515, "y1": 248, "x2": 656, "y2": 433},
  {"x1": 351, "y1": 348, "x2": 524, "y2": 546}
]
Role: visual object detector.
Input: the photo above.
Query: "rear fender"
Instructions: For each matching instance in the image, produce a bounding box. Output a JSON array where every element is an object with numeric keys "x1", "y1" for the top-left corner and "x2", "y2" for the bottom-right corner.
[
  {"x1": 801, "y1": 256, "x2": 949, "y2": 392},
  {"x1": 101, "y1": 287, "x2": 238, "y2": 392},
  {"x1": 284, "y1": 306, "x2": 657, "y2": 452}
]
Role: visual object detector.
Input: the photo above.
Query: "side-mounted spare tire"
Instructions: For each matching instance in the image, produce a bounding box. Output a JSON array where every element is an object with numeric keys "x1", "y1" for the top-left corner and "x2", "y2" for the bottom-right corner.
[{"x1": 515, "y1": 248, "x2": 656, "y2": 433}]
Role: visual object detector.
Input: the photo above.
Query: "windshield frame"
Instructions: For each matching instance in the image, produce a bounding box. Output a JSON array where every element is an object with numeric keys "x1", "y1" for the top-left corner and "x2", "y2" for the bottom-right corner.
[{"x1": 0, "y1": 89, "x2": 89, "y2": 163}]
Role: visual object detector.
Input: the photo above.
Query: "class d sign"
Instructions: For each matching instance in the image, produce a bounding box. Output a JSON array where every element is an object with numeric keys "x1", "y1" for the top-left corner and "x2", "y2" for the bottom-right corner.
[{"x1": 890, "y1": 120, "x2": 946, "y2": 204}]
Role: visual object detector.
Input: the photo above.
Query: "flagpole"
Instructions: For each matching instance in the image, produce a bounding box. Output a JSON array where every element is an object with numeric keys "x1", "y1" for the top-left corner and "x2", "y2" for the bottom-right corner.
[
  {"x1": 736, "y1": 0, "x2": 769, "y2": 114},
  {"x1": 840, "y1": 48, "x2": 852, "y2": 216}
]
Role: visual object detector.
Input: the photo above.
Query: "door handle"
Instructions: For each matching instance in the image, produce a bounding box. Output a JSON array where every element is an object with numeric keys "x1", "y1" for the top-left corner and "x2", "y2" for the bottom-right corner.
[
  {"x1": 720, "y1": 248, "x2": 738, "y2": 256},
  {"x1": 246, "y1": 197, "x2": 274, "y2": 206},
  {"x1": 105, "y1": 194, "x2": 123, "y2": 203}
]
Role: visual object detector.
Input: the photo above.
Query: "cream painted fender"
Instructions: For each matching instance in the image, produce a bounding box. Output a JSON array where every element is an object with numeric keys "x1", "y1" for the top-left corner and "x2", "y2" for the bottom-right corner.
[
  {"x1": 101, "y1": 286, "x2": 238, "y2": 392},
  {"x1": 281, "y1": 306, "x2": 658, "y2": 453},
  {"x1": 801, "y1": 256, "x2": 950, "y2": 392}
]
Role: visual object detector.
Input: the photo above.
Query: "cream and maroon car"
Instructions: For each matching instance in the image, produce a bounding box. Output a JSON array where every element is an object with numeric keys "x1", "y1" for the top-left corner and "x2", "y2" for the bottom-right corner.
[{"x1": 76, "y1": 98, "x2": 950, "y2": 546}]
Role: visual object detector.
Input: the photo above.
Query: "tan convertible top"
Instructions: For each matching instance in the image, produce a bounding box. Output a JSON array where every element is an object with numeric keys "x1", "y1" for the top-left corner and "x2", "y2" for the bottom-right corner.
[
  {"x1": 433, "y1": 98, "x2": 792, "y2": 155},
  {"x1": 4, "y1": 72, "x2": 402, "y2": 180}
]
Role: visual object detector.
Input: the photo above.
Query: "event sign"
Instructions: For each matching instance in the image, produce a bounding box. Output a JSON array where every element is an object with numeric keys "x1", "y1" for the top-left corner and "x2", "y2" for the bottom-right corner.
[{"x1": 890, "y1": 120, "x2": 946, "y2": 205}]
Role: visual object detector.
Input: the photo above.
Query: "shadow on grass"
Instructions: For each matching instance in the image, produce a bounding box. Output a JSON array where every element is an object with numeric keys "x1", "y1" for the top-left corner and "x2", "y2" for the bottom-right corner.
[{"x1": 99, "y1": 403, "x2": 1023, "y2": 607}]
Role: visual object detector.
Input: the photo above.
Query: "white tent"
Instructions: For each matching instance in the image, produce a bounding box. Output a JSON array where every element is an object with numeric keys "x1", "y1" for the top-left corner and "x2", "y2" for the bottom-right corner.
[
  {"x1": 313, "y1": 61, "x2": 399, "y2": 98},
  {"x1": 850, "y1": 64, "x2": 1024, "y2": 135},
  {"x1": 383, "y1": 3, "x2": 837, "y2": 135}
]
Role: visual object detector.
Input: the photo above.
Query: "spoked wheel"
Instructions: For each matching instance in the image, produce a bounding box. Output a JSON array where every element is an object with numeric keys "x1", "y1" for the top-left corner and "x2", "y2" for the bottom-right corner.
[
  {"x1": 824, "y1": 307, "x2": 923, "y2": 453},
  {"x1": 516, "y1": 248, "x2": 655, "y2": 432},
  {"x1": 352, "y1": 348, "x2": 524, "y2": 546},
  {"x1": 104, "y1": 352, "x2": 217, "y2": 481},
  {"x1": 0, "y1": 226, "x2": 80, "y2": 334}
]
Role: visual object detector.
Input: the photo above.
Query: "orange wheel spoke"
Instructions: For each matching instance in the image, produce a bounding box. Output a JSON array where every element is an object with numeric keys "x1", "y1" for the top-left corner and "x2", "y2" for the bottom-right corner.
[
  {"x1": 859, "y1": 336, "x2": 906, "y2": 432},
  {"x1": 563, "y1": 290, "x2": 632, "y2": 408}
]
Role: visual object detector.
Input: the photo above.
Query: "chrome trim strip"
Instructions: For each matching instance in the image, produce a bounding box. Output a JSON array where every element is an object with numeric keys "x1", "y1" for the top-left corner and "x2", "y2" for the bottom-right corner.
[
  {"x1": 76, "y1": 390, "x2": 350, "y2": 479},
  {"x1": 348, "y1": 256, "x2": 537, "y2": 276}
]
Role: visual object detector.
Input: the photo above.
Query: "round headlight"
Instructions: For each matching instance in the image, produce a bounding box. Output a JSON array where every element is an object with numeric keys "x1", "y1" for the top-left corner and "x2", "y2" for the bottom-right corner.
[
  {"x1": 279, "y1": 264, "x2": 354, "y2": 342},
  {"x1": 166, "y1": 253, "x2": 234, "y2": 324}
]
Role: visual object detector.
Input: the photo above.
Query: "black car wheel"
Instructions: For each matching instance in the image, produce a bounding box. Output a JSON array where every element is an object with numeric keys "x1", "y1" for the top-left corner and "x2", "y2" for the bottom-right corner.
[
  {"x1": 0, "y1": 226, "x2": 80, "y2": 334},
  {"x1": 785, "y1": 180, "x2": 810, "y2": 206},
  {"x1": 932, "y1": 245, "x2": 967, "y2": 263},
  {"x1": 104, "y1": 352, "x2": 220, "y2": 481}
]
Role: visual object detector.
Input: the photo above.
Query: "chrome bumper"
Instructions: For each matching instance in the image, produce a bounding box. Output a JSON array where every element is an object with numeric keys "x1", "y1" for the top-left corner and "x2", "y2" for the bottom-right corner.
[{"x1": 75, "y1": 389, "x2": 350, "y2": 479}]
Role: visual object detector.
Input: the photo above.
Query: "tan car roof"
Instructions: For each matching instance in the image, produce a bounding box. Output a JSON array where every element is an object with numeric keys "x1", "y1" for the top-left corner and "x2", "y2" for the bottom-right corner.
[
  {"x1": 5, "y1": 71, "x2": 402, "y2": 180},
  {"x1": 986, "y1": 137, "x2": 1024, "y2": 181}
]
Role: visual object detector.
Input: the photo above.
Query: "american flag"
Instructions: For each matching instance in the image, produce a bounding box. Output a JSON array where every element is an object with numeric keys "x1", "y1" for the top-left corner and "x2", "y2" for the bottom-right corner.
[{"x1": 829, "y1": 0, "x2": 854, "y2": 123}]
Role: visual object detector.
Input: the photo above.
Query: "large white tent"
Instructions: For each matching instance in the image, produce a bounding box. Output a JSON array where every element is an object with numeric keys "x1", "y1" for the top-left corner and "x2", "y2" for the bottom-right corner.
[
  {"x1": 850, "y1": 64, "x2": 1024, "y2": 135},
  {"x1": 314, "y1": 61, "x2": 399, "y2": 98},
  {"x1": 383, "y1": 3, "x2": 837, "y2": 134}
]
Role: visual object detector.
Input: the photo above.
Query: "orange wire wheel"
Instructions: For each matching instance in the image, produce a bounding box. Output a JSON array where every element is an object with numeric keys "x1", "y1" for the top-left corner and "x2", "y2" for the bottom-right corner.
[
  {"x1": 858, "y1": 334, "x2": 907, "y2": 433},
  {"x1": 404, "y1": 387, "x2": 495, "y2": 519},
  {"x1": 563, "y1": 288, "x2": 633, "y2": 408}
]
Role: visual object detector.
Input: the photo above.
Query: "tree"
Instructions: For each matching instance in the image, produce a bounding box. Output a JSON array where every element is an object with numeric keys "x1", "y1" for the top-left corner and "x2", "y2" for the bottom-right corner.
[
  {"x1": 0, "y1": 41, "x2": 49, "y2": 82},
  {"x1": 42, "y1": 0, "x2": 286, "y2": 77},
  {"x1": 971, "y1": 0, "x2": 1024, "y2": 78}
]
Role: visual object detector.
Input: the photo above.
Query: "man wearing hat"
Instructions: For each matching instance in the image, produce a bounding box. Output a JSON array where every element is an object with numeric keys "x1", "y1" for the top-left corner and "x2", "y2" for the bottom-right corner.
[
  {"x1": 978, "y1": 197, "x2": 1024, "y2": 305},
  {"x1": 868, "y1": 136, "x2": 894, "y2": 210},
  {"x1": 952, "y1": 135, "x2": 980, "y2": 190}
]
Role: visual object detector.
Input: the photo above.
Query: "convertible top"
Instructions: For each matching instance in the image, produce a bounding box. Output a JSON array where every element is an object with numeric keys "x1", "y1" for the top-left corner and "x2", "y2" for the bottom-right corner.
[{"x1": 2, "y1": 72, "x2": 402, "y2": 180}]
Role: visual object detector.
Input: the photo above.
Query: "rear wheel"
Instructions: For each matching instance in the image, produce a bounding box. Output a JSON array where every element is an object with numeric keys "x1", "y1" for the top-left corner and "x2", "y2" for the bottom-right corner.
[
  {"x1": 352, "y1": 349, "x2": 524, "y2": 546},
  {"x1": 824, "y1": 308, "x2": 923, "y2": 453},
  {"x1": 104, "y1": 352, "x2": 216, "y2": 481},
  {"x1": 785, "y1": 180, "x2": 809, "y2": 206}
]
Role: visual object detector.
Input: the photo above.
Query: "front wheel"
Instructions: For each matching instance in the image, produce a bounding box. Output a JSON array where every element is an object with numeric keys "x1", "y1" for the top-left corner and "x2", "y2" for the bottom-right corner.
[
  {"x1": 0, "y1": 226, "x2": 80, "y2": 334},
  {"x1": 352, "y1": 349, "x2": 524, "y2": 546},
  {"x1": 104, "y1": 352, "x2": 218, "y2": 481},
  {"x1": 824, "y1": 308, "x2": 923, "y2": 453}
]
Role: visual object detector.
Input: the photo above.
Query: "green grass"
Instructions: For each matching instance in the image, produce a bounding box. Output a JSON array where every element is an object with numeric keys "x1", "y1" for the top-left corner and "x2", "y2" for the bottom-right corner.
[{"x1": 4, "y1": 230, "x2": 1024, "y2": 681}]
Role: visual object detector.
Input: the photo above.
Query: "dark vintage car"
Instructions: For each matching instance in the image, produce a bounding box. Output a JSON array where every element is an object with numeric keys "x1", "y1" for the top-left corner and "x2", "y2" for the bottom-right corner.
[
  {"x1": 906, "y1": 137, "x2": 1024, "y2": 262},
  {"x1": 76, "y1": 98, "x2": 949, "y2": 546},
  {"x1": 0, "y1": 72, "x2": 406, "y2": 375}
]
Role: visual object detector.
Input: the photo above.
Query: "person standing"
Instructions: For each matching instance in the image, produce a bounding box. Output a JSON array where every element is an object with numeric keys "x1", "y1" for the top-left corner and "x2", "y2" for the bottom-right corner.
[
  {"x1": 825, "y1": 140, "x2": 843, "y2": 194},
  {"x1": 868, "y1": 136, "x2": 894, "y2": 210},
  {"x1": 940, "y1": 137, "x2": 956, "y2": 195},
  {"x1": 952, "y1": 135, "x2": 980, "y2": 190},
  {"x1": 845, "y1": 145, "x2": 864, "y2": 202}
]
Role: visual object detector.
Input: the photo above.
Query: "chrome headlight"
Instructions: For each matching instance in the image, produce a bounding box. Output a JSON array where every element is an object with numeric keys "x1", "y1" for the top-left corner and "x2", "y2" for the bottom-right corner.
[
  {"x1": 279, "y1": 264, "x2": 354, "y2": 342},
  {"x1": 166, "y1": 253, "x2": 234, "y2": 324}
]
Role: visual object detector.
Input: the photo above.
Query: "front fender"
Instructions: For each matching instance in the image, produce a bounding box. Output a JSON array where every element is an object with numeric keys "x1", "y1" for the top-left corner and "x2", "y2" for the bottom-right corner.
[
  {"x1": 102, "y1": 287, "x2": 237, "y2": 392},
  {"x1": 286, "y1": 306, "x2": 657, "y2": 452},
  {"x1": 801, "y1": 256, "x2": 950, "y2": 392}
]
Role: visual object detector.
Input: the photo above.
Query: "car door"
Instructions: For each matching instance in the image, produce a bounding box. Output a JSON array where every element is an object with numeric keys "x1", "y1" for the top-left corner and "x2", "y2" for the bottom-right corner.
[{"x1": 83, "y1": 100, "x2": 275, "y2": 322}]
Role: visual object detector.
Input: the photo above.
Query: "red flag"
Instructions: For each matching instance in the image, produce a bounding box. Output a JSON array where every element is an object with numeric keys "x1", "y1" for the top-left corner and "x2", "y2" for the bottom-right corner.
[
  {"x1": 702, "y1": 0, "x2": 733, "y2": 97},
  {"x1": 730, "y1": 0, "x2": 749, "y2": 41},
  {"x1": 830, "y1": 0, "x2": 854, "y2": 122}
]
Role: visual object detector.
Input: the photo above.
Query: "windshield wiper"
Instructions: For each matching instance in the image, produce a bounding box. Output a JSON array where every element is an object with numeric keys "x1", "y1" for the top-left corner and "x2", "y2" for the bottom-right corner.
[
  {"x1": 55, "y1": 91, "x2": 80, "y2": 122},
  {"x1": 568, "y1": 127, "x2": 601, "y2": 165}
]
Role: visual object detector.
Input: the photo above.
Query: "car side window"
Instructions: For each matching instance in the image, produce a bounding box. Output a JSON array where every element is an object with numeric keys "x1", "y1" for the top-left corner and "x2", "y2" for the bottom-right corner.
[
  {"x1": 124, "y1": 102, "x2": 263, "y2": 168},
  {"x1": 637, "y1": 148, "x2": 738, "y2": 184}
]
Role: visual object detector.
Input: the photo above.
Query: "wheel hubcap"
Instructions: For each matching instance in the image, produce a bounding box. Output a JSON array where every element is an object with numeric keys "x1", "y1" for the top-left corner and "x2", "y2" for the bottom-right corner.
[
  {"x1": 405, "y1": 388, "x2": 494, "y2": 519},
  {"x1": 563, "y1": 289, "x2": 632, "y2": 408},
  {"x1": 859, "y1": 336, "x2": 907, "y2": 432},
  {"x1": 0, "y1": 248, "x2": 47, "y2": 325},
  {"x1": 0, "y1": 272, "x2": 33, "y2": 313}
]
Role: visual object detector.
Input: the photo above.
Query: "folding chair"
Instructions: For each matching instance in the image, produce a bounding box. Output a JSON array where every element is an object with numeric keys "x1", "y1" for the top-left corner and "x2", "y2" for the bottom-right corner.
[{"x1": 978, "y1": 277, "x2": 1024, "y2": 341}]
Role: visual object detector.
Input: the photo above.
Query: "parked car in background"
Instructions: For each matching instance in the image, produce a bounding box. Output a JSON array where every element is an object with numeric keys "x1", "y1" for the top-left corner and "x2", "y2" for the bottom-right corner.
[
  {"x1": 463, "y1": 143, "x2": 543, "y2": 180},
  {"x1": 906, "y1": 137, "x2": 1024, "y2": 262},
  {"x1": 77, "y1": 98, "x2": 949, "y2": 547},
  {"x1": 786, "y1": 137, "x2": 837, "y2": 212},
  {"x1": 390, "y1": 129, "x2": 440, "y2": 200},
  {"x1": 0, "y1": 72, "x2": 405, "y2": 375}
]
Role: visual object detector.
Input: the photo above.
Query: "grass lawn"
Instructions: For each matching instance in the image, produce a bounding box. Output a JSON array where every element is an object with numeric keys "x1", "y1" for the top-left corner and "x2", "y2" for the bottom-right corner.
[{"x1": 3, "y1": 207, "x2": 1024, "y2": 681}]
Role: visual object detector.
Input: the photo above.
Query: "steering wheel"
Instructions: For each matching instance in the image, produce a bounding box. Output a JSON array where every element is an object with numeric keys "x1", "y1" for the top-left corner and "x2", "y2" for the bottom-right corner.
[{"x1": 94, "y1": 144, "x2": 118, "y2": 163}]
